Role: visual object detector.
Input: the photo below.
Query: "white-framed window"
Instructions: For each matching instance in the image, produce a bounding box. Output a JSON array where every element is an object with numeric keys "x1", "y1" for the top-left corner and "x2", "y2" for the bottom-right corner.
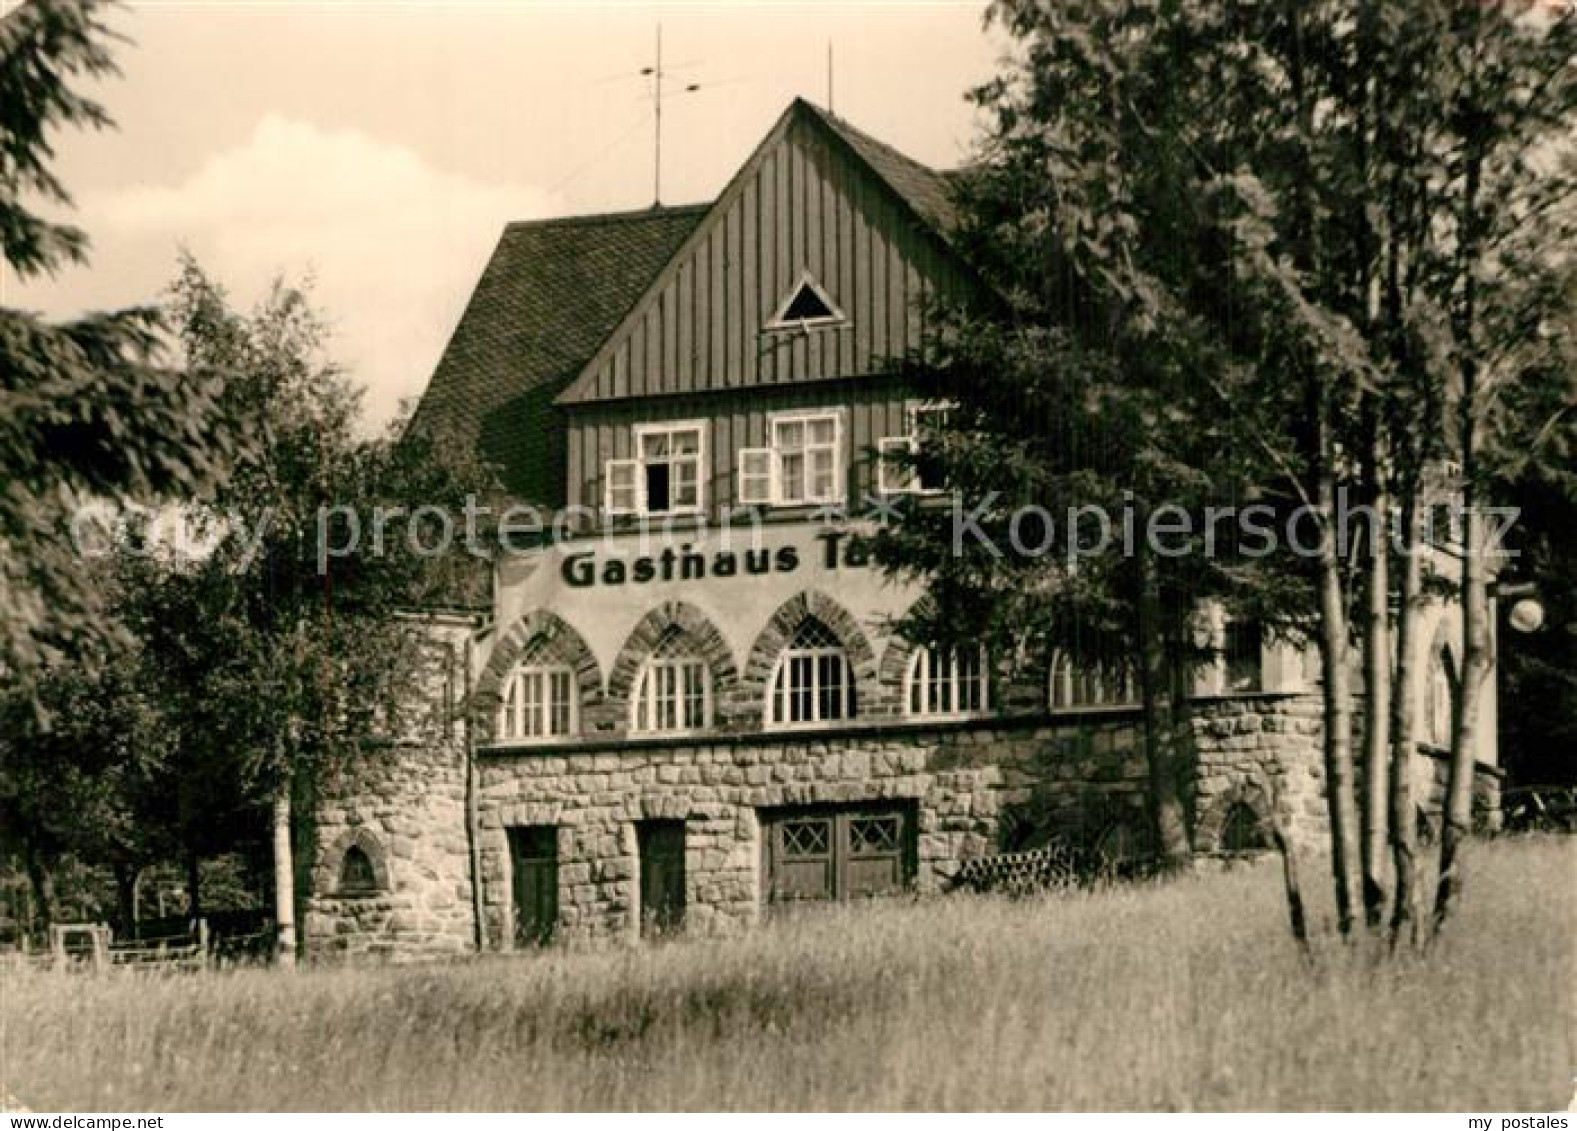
[
  {"x1": 738, "y1": 410, "x2": 844, "y2": 507},
  {"x1": 631, "y1": 629, "x2": 710, "y2": 734},
  {"x1": 499, "y1": 660, "x2": 577, "y2": 740},
  {"x1": 605, "y1": 420, "x2": 706, "y2": 517},
  {"x1": 1223, "y1": 619, "x2": 1263, "y2": 693},
  {"x1": 1049, "y1": 650, "x2": 1138, "y2": 710},
  {"x1": 769, "y1": 618, "x2": 855, "y2": 726},
  {"x1": 878, "y1": 402, "x2": 951, "y2": 495},
  {"x1": 906, "y1": 644, "x2": 989, "y2": 717},
  {"x1": 764, "y1": 270, "x2": 846, "y2": 332}
]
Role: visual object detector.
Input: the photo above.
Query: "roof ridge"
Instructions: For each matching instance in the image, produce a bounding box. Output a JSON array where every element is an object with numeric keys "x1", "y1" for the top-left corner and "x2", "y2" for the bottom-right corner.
[
  {"x1": 796, "y1": 97, "x2": 957, "y2": 177},
  {"x1": 504, "y1": 202, "x2": 712, "y2": 232}
]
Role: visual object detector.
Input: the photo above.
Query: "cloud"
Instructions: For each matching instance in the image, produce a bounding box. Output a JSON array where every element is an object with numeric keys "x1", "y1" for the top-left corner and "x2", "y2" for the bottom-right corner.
[{"x1": 63, "y1": 116, "x2": 563, "y2": 431}]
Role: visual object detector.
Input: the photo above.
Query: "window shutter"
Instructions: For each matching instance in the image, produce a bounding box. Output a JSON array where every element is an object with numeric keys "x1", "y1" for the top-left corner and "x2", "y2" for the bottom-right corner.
[
  {"x1": 738, "y1": 447, "x2": 773, "y2": 505},
  {"x1": 604, "y1": 458, "x2": 640, "y2": 515},
  {"x1": 877, "y1": 437, "x2": 917, "y2": 495}
]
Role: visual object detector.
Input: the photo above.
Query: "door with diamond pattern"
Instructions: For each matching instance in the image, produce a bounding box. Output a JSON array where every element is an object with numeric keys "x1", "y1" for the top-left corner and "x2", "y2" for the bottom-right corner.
[{"x1": 763, "y1": 804, "x2": 914, "y2": 904}]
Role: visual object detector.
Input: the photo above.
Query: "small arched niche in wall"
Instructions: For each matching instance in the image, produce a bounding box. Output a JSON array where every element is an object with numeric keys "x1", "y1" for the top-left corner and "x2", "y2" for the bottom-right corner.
[
  {"x1": 1220, "y1": 801, "x2": 1270, "y2": 854},
  {"x1": 326, "y1": 829, "x2": 390, "y2": 898}
]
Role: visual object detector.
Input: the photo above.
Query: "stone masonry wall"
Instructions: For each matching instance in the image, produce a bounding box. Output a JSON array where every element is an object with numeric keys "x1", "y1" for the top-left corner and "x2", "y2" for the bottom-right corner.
[
  {"x1": 473, "y1": 692, "x2": 1328, "y2": 950},
  {"x1": 303, "y1": 683, "x2": 1503, "y2": 958},
  {"x1": 304, "y1": 734, "x2": 475, "y2": 959},
  {"x1": 302, "y1": 630, "x2": 478, "y2": 960}
]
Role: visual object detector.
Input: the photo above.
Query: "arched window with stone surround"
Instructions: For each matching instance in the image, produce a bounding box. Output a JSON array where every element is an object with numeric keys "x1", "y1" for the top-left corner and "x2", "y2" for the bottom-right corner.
[
  {"x1": 769, "y1": 617, "x2": 855, "y2": 725},
  {"x1": 905, "y1": 644, "x2": 989, "y2": 718},
  {"x1": 1048, "y1": 648, "x2": 1138, "y2": 710},
  {"x1": 498, "y1": 643, "x2": 576, "y2": 741},
  {"x1": 338, "y1": 845, "x2": 379, "y2": 896},
  {"x1": 1220, "y1": 801, "x2": 1269, "y2": 853},
  {"x1": 323, "y1": 829, "x2": 389, "y2": 899},
  {"x1": 631, "y1": 626, "x2": 711, "y2": 733}
]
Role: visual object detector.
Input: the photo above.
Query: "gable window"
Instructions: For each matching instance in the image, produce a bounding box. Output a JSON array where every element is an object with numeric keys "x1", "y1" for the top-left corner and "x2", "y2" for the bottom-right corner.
[
  {"x1": 770, "y1": 617, "x2": 855, "y2": 725},
  {"x1": 632, "y1": 628, "x2": 710, "y2": 734},
  {"x1": 906, "y1": 644, "x2": 988, "y2": 718},
  {"x1": 879, "y1": 403, "x2": 951, "y2": 496},
  {"x1": 765, "y1": 271, "x2": 846, "y2": 331},
  {"x1": 739, "y1": 411, "x2": 843, "y2": 507},
  {"x1": 499, "y1": 653, "x2": 577, "y2": 740},
  {"x1": 1049, "y1": 649, "x2": 1138, "y2": 710},
  {"x1": 605, "y1": 421, "x2": 706, "y2": 517}
]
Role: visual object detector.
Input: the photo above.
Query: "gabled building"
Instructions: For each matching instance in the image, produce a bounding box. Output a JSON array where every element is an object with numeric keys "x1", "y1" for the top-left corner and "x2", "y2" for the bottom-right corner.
[{"x1": 304, "y1": 100, "x2": 1498, "y2": 958}]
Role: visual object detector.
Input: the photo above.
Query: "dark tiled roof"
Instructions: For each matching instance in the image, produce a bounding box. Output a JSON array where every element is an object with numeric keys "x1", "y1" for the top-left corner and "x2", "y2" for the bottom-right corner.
[
  {"x1": 804, "y1": 100, "x2": 960, "y2": 233},
  {"x1": 407, "y1": 205, "x2": 707, "y2": 504}
]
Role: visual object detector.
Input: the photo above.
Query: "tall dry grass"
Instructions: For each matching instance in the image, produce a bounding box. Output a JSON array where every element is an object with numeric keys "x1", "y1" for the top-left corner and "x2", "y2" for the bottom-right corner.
[{"x1": 2, "y1": 835, "x2": 1572, "y2": 1111}]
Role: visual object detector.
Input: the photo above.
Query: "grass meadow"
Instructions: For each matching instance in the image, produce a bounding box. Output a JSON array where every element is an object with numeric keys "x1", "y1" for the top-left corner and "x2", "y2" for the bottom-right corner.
[{"x1": 2, "y1": 836, "x2": 1572, "y2": 1112}]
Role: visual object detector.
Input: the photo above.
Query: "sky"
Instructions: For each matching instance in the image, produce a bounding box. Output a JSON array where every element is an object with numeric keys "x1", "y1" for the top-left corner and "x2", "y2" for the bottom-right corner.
[{"x1": 5, "y1": 1, "x2": 1005, "y2": 432}]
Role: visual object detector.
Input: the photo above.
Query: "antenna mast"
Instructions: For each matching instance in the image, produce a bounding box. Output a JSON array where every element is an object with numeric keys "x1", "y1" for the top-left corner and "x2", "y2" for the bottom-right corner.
[
  {"x1": 653, "y1": 25, "x2": 663, "y2": 204},
  {"x1": 827, "y1": 42, "x2": 834, "y2": 115},
  {"x1": 641, "y1": 25, "x2": 699, "y2": 206}
]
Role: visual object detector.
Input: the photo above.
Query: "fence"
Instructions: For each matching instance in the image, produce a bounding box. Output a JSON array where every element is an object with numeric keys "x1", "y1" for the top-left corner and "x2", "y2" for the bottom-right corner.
[{"x1": 1501, "y1": 785, "x2": 1577, "y2": 834}]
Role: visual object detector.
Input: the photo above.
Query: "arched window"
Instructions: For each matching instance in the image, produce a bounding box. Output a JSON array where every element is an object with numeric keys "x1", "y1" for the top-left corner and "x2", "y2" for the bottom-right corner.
[
  {"x1": 1221, "y1": 802, "x2": 1269, "y2": 853},
  {"x1": 770, "y1": 617, "x2": 855, "y2": 725},
  {"x1": 906, "y1": 644, "x2": 988, "y2": 718},
  {"x1": 1426, "y1": 646, "x2": 1456, "y2": 747},
  {"x1": 631, "y1": 627, "x2": 710, "y2": 733},
  {"x1": 338, "y1": 846, "x2": 379, "y2": 896},
  {"x1": 1049, "y1": 650, "x2": 1138, "y2": 710},
  {"x1": 498, "y1": 646, "x2": 577, "y2": 740}
]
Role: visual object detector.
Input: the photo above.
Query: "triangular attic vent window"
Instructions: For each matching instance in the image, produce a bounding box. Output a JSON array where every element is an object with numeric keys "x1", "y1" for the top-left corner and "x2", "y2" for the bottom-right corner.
[
  {"x1": 782, "y1": 284, "x2": 835, "y2": 322},
  {"x1": 766, "y1": 271, "x2": 845, "y2": 330}
]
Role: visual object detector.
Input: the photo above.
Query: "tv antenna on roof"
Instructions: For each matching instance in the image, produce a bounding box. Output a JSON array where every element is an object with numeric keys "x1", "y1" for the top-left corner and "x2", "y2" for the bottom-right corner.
[
  {"x1": 644, "y1": 24, "x2": 702, "y2": 206},
  {"x1": 827, "y1": 41, "x2": 834, "y2": 115}
]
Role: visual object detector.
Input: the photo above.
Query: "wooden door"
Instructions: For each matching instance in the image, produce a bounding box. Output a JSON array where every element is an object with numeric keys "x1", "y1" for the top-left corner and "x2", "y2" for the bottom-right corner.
[
  {"x1": 764, "y1": 804, "x2": 913, "y2": 904},
  {"x1": 637, "y1": 820, "x2": 686, "y2": 937},
  {"x1": 508, "y1": 826, "x2": 558, "y2": 946}
]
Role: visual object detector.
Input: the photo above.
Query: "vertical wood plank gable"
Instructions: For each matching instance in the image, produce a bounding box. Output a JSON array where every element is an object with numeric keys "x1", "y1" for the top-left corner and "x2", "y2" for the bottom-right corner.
[
  {"x1": 741, "y1": 177, "x2": 760, "y2": 391},
  {"x1": 676, "y1": 259, "x2": 692, "y2": 391},
  {"x1": 565, "y1": 120, "x2": 969, "y2": 408}
]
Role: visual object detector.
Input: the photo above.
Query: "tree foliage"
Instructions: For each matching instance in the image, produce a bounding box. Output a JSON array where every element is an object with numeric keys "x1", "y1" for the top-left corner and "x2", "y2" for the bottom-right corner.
[
  {"x1": 876, "y1": 0, "x2": 1574, "y2": 940},
  {"x1": 0, "y1": 0, "x2": 250, "y2": 697}
]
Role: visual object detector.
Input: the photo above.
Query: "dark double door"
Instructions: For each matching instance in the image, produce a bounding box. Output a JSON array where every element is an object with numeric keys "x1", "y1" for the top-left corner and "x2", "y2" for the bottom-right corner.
[{"x1": 762, "y1": 803, "x2": 915, "y2": 905}]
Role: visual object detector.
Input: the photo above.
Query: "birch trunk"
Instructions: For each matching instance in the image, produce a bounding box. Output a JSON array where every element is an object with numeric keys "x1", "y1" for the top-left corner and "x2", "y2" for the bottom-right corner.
[
  {"x1": 272, "y1": 783, "x2": 297, "y2": 967},
  {"x1": 1267, "y1": 799, "x2": 1310, "y2": 952},
  {"x1": 1317, "y1": 461, "x2": 1362, "y2": 938},
  {"x1": 1360, "y1": 433, "x2": 1391, "y2": 931},
  {"x1": 1434, "y1": 477, "x2": 1494, "y2": 931},
  {"x1": 1388, "y1": 493, "x2": 1423, "y2": 946}
]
